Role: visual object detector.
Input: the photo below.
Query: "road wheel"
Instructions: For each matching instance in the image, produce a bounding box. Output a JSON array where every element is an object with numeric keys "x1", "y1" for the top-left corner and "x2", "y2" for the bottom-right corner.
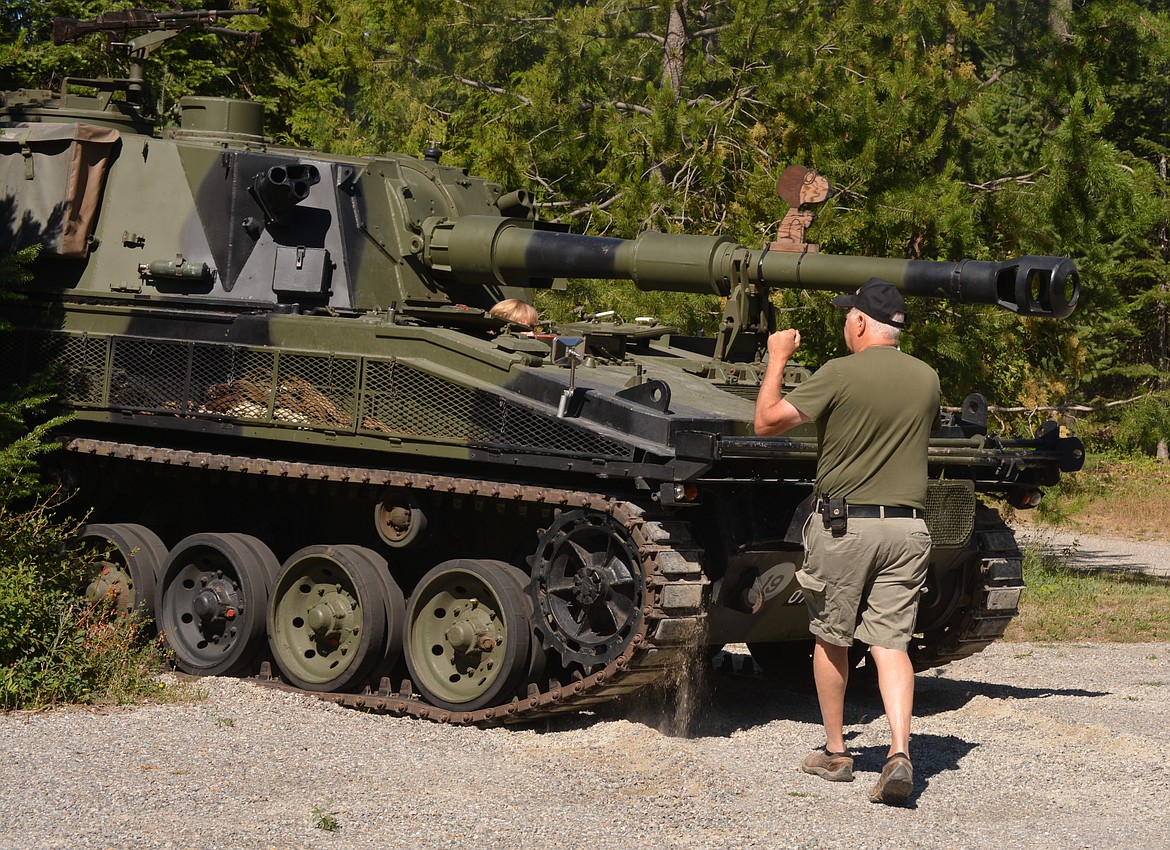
[
  {"x1": 75, "y1": 523, "x2": 167, "y2": 621},
  {"x1": 158, "y1": 533, "x2": 277, "y2": 676},
  {"x1": 404, "y1": 559, "x2": 532, "y2": 712},
  {"x1": 337, "y1": 544, "x2": 406, "y2": 687},
  {"x1": 267, "y1": 545, "x2": 390, "y2": 692}
]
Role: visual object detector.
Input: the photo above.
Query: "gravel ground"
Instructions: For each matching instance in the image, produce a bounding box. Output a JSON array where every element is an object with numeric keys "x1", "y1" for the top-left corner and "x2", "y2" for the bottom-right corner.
[
  {"x1": 4, "y1": 526, "x2": 1166, "y2": 849},
  {"x1": 2, "y1": 640, "x2": 1168, "y2": 850}
]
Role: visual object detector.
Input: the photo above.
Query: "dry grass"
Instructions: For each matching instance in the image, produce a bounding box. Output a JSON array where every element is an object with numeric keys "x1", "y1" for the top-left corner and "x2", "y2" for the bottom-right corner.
[{"x1": 1034, "y1": 455, "x2": 1170, "y2": 540}]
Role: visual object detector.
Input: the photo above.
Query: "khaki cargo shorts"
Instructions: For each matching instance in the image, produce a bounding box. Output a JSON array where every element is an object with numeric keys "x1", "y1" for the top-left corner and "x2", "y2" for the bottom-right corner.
[{"x1": 797, "y1": 514, "x2": 932, "y2": 651}]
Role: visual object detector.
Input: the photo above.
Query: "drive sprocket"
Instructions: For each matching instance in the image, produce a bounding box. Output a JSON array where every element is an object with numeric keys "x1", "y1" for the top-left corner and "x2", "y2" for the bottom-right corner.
[{"x1": 527, "y1": 509, "x2": 646, "y2": 669}]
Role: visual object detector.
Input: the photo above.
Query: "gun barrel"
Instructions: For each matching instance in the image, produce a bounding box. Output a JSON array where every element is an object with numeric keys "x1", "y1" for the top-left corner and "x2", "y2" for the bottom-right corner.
[
  {"x1": 423, "y1": 216, "x2": 1079, "y2": 318},
  {"x1": 755, "y1": 249, "x2": 1080, "y2": 319},
  {"x1": 426, "y1": 216, "x2": 743, "y2": 295}
]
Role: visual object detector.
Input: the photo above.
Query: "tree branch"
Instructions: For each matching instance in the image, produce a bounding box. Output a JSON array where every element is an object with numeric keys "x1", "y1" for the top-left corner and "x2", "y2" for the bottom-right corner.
[
  {"x1": 943, "y1": 395, "x2": 1152, "y2": 415},
  {"x1": 391, "y1": 56, "x2": 533, "y2": 106},
  {"x1": 579, "y1": 100, "x2": 654, "y2": 116},
  {"x1": 977, "y1": 63, "x2": 1021, "y2": 92},
  {"x1": 634, "y1": 31, "x2": 665, "y2": 46},
  {"x1": 450, "y1": 71, "x2": 532, "y2": 106},
  {"x1": 966, "y1": 170, "x2": 1045, "y2": 191},
  {"x1": 560, "y1": 193, "x2": 623, "y2": 219}
]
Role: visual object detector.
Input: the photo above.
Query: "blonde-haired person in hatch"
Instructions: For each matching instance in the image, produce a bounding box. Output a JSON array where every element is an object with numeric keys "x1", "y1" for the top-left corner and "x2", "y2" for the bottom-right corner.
[{"x1": 490, "y1": 298, "x2": 539, "y2": 327}]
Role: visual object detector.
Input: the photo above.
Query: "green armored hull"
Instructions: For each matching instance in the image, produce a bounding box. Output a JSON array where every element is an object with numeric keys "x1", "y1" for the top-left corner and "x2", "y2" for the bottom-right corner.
[{"x1": 0, "y1": 14, "x2": 1083, "y2": 722}]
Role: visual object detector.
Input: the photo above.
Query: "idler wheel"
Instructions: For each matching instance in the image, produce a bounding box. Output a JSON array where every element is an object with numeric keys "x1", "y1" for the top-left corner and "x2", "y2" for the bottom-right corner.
[
  {"x1": 404, "y1": 559, "x2": 532, "y2": 712},
  {"x1": 267, "y1": 545, "x2": 391, "y2": 692},
  {"x1": 158, "y1": 533, "x2": 279, "y2": 676},
  {"x1": 527, "y1": 510, "x2": 645, "y2": 669}
]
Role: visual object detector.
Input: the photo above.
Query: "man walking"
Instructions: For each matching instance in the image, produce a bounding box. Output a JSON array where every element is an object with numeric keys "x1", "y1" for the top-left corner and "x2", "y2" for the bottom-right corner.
[{"x1": 753, "y1": 277, "x2": 940, "y2": 806}]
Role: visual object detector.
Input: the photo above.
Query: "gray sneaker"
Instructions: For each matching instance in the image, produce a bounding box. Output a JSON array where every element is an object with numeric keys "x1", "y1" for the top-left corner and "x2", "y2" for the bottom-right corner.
[
  {"x1": 801, "y1": 748, "x2": 854, "y2": 782},
  {"x1": 869, "y1": 753, "x2": 913, "y2": 805}
]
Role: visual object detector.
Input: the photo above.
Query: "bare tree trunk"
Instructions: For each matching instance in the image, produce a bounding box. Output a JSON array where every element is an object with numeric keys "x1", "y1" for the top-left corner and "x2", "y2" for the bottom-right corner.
[
  {"x1": 662, "y1": 2, "x2": 686, "y2": 102},
  {"x1": 1159, "y1": 152, "x2": 1169, "y2": 461},
  {"x1": 1160, "y1": 156, "x2": 1170, "y2": 378},
  {"x1": 647, "y1": 1, "x2": 689, "y2": 196},
  {"x1": 1049, "y1": 0, "x2": 1073, "y2": 43}
]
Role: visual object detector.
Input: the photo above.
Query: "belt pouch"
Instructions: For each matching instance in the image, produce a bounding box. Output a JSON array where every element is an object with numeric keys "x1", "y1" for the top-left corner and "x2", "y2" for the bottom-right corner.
[{"x1": 821, "y1": 497, "x2": 848, "y2": 536}]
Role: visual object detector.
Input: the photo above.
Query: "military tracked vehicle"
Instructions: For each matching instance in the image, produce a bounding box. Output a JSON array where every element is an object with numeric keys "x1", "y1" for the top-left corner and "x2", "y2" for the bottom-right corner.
[{"x1": 1, "y1": 10, "x2": 1083, "y2": 723}]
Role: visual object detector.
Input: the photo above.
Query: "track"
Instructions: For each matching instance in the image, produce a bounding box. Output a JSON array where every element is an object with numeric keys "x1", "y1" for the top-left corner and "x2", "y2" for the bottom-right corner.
[
  {"x1": 64, "y1": 436, "x2": 708, "y2": 725},
  {"x1": 909, "y1": 505, "x2": 1027, "y2": 670},
  {"x1": 63, "y1": 438, "x2": 1023, "y2": 724}
]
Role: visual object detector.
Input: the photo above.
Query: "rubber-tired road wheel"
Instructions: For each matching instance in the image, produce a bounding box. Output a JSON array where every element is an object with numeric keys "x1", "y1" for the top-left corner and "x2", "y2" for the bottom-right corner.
[
  {"x1": 267, "y1": 545, "x2": 390, "y2": 692},
  {"x1": 75, "y1": 523, "x2": 167, "y2": 621},
  {"x1": 158, "y1": 533, "x2": 278, "y2": 676},
  {"x1": 496, "y1": 562, "x2": 547, "y2": 691},
  {"x1": 404, "y1": 559, "x2": 532, "y2": 712},
  {"x1": 335, "y1": 545, "x2": 406, "y2": 688}
]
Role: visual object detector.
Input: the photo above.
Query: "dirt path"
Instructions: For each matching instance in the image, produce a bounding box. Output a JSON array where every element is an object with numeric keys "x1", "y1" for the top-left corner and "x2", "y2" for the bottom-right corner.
[{"x1": 1013, "y1": 523, "x2": 1170, "y2": 578}]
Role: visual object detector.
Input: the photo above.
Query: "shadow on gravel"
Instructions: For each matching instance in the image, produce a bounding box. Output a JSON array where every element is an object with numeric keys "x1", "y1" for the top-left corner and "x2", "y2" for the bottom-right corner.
[
  {"x1": 525, "y1": 661, "x2": 827, "y2": 737},
  {"x1": 523, "y1": 656, "x2": 1111, "y2": 741},
  {"x1": 1065, "y1": 552, "x2": 1168, "y2": 578},
  {"x1": 1018, "y1": 528, "x2": 1170, "y2": 580},
  {"x1": 913, "y1": 676, "x2": 1109, "y2": 717},
  {"x1": 843, "y1": 733, "x2": 978, "y2": 809}
]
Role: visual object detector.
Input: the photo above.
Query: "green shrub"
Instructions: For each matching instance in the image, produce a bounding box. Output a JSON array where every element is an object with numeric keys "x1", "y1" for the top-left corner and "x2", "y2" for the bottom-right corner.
[
  {"x1": 0, "y1": 500, "x2": 161, "y2": 710},
  {"x1": 2, "y1": 246, "x2": 161, "y2": 711},
  {"x1": 1028, "y1": 449, "x2": 1170, "y2": 539}
]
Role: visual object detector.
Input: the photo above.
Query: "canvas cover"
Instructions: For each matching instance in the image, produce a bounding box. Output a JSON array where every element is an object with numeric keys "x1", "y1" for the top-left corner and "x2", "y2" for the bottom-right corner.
[{"x1": 0, "y1": 122, "x2": 120, "y2": 258}]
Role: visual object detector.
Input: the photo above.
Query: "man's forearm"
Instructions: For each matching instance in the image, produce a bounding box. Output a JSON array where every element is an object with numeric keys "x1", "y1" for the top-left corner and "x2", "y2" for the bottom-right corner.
[
  {"x1": 754, "y1": 329, "x2": 809, "y2": 436},
  {"x1": 754, "y1": 353, "x2": 801, "y2": 435}
]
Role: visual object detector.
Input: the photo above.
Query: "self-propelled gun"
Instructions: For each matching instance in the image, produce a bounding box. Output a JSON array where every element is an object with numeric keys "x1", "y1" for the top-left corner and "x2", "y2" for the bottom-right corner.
[{"x1": 0, "y1": 9, "x2": 1083, "y2": 722}]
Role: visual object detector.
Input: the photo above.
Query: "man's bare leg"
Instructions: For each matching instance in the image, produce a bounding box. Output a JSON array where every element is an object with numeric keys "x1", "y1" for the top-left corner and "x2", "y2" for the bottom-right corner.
[
  {"x1": 869, "y1": 645, "x2": 915, "y2": 757},
  {"x1": 812, "y1": 637, "x2": 850, "y2": 752}
]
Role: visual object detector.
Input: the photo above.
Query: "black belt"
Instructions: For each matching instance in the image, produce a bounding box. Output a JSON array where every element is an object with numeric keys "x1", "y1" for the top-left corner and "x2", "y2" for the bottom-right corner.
[{"x1": 816, "y1": 501, "x2": 921, "y2": 519}]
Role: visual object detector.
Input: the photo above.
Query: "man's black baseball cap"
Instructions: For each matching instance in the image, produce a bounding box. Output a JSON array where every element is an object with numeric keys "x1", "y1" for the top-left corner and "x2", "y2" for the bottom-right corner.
[{"x1": 832, "y1": 277, "x2": 906, "y2": 328}]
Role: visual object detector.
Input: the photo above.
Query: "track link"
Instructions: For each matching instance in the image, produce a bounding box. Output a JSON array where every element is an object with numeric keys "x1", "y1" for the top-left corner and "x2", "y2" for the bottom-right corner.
[
  {"x1": 64, "y1": 437, "x2": 709, "y2": 725},
  {"x1": 910, "y1": 505, "x2": 1026, "y2": 670}
]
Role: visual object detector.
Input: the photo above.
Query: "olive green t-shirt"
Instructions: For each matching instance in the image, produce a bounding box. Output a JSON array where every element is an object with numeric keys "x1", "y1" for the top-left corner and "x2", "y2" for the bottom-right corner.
[{"x1": 784, "y1": 345, "x2": 941, "y2": 509}]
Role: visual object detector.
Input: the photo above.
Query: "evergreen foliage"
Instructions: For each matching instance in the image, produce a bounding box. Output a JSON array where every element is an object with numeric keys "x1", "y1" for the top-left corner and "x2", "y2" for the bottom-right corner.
[
  {"x1": 209, "y1": 0, "x2": 1168, "y2": 415},
  {"x1": 1112, "y1": 391, "x2": 1170, "y2": 457},
  {"x1": 2, "y1": 0, "x2": 1169, "y2": 435}
]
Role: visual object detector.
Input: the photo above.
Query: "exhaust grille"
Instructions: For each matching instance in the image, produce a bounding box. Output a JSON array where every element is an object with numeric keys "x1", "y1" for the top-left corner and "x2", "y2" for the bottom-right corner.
[{"x1": 714, "y1": 382, "x2": 761, "y2": 401}]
